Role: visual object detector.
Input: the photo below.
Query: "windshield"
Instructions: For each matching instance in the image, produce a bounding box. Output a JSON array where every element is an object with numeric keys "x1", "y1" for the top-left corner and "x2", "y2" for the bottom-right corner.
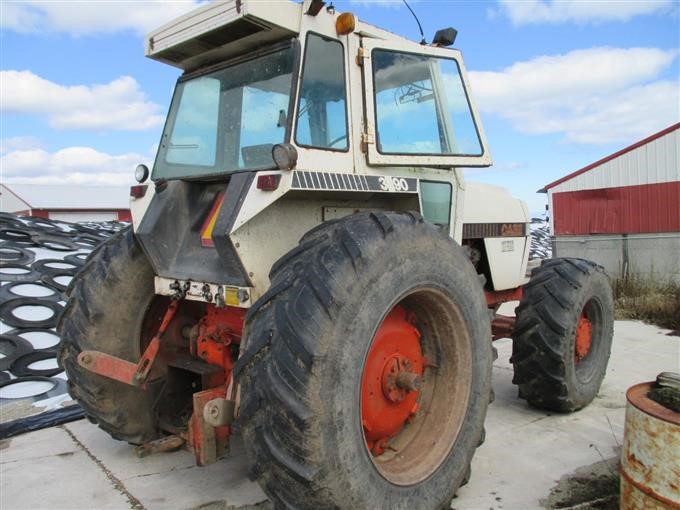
[{"x1": 153, "y1": 44, "x2": 296, "y2": 180}]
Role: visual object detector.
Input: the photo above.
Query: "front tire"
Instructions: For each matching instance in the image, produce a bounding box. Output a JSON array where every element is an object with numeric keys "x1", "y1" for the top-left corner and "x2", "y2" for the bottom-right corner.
[
  {"x1": 511, "y1": 258, "x2": 614, "y2": 412},
  {"x1": 235, "y1": 212, "x2": 492, "y2": 509}
]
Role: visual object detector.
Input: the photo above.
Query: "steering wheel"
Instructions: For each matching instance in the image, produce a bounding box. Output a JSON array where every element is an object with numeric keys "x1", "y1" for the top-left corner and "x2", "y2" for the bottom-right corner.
[{"x1": 328, "y1": 134, "x2": 348, "y2": 148}]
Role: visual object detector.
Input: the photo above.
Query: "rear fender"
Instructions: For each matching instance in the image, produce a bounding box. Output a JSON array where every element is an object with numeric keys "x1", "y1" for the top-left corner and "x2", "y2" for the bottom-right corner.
[{"x1": 229, "y1": 171, "x2": 420, "y2": 301}]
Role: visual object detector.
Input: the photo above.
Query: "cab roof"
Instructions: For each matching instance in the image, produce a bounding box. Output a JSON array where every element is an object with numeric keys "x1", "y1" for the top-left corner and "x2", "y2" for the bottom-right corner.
[{"x1": 145, "y1": 0, "x2": 422, "y2": 71}]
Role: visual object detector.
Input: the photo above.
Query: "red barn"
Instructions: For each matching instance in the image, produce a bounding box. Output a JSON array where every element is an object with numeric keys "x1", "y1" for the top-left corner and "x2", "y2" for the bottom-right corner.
[{"x1": 540, "y1": 123, "x2": 680, "y2": 282}]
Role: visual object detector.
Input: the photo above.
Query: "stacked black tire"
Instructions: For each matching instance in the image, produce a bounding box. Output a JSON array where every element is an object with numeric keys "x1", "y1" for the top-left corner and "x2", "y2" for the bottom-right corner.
[{"x1": 0, "y1": 213, "x2": 125, "y2": 405}]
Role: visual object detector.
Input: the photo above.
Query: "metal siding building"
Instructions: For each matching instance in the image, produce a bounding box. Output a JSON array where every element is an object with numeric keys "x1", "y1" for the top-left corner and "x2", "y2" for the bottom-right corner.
[
  {"x1": 0, "y1": 184, "x2": 131, "y2": 222},
  {"x1": 541, "y1": 123, "x2": 680, "y2": 282}
]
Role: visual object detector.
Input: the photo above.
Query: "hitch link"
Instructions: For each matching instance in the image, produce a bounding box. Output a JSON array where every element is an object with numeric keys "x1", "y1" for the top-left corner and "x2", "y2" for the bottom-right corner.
[{"x1": 78, "y1": 301, "x2": 180, "y2": 388}]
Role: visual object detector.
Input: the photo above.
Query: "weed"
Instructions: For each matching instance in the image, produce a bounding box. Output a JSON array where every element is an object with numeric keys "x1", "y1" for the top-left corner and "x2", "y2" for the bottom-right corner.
[{"x1": 612, "y1": 276, "x2": 680, "y2": 331}]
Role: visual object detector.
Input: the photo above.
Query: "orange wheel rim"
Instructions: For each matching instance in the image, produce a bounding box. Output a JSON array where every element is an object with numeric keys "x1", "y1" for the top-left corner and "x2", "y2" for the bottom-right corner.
[
  {"x1": 575, "y1": 311, "x2": 593, "y2": 362},
  {"x1": 361, "y1": 305, "x2": 424, "y2": 456}
]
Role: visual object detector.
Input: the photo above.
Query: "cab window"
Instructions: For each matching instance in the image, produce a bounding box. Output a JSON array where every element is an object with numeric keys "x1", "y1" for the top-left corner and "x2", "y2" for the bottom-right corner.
[
  {"x1": 372, "y1": 50, "x2": 482, "y2": 156},
  {"x1": 420, "y1": 181, "x2": 452, "y2": 229},
  {"x1": 295, "y1": 33, "x2": 349, "y2": 151}
]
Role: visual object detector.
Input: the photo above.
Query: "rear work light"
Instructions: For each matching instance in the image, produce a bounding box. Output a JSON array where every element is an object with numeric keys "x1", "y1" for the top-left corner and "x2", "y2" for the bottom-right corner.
[
  {"x1": 257, "y1": 174, "x2": 281, "y2": 191},
  {"x1": 130, "y1": 185, "x2": 147, "y2": 198}
]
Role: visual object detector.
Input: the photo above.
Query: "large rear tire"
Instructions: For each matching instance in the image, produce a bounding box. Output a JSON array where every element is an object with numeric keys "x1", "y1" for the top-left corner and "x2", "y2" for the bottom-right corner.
[
  {"x1": 57, "y1": 229, "x2": 161, "y2": 443},
  {"x1": 511, "y1": 258, "x2": 614, "y2": 412},
  {"x1": 235, "y1": 212, "x2": 492, "y2": 509}
]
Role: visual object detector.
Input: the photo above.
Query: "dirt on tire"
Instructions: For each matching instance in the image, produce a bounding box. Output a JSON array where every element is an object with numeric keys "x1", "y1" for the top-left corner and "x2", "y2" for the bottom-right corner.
[
  {"x1": 57, "y1": 229, "x2": 161, "y2": 444},
  {"x1": 235, "y1": 211, "x2": 492, "y2": 509},
  {"x1": 511, "y1": 258, "x2": 614, "y2": 412}
]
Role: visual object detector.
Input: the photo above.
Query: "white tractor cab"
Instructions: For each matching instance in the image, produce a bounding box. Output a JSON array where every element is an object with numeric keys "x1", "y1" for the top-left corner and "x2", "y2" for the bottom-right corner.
[
  {"x1": 130, "y1": 0, "x2": 529, "y2": 303},
  {"x1": 59, "y1": 2, "x2": 614, "y2": 509}
]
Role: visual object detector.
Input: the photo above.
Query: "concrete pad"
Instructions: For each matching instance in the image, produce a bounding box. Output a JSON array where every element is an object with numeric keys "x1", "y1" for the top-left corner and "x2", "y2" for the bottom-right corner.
[
  {"x1": 120, "y1": 441, "x2": 267, "y2": 510},
  {"x1": 0, "y1": 423, "x2": 77, "y2": 463},
  {"x1": 64, "y1": 419, "x2": 267, "y2": 510},
  {"x1": 1, "y1": 428, "x2": 131, "y2": 510},
  {"x1": 64, "y1": 419, "x2": 196, "y2": 479},
  {"x1": 1, "y1": 319, "x2": 677, "y2": 510},
  {"x1": 454, "y1": 320, "x2": 679, "y2": 509}
]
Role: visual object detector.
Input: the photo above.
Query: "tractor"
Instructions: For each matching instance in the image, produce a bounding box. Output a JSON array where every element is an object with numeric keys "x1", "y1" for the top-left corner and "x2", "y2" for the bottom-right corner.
[{"x1": 58, "y1": 1, "x2": 614, "y2": 508}]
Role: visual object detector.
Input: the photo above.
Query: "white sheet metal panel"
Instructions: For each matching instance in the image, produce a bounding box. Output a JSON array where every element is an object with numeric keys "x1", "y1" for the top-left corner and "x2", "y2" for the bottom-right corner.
[
  {"x1": 0, "y1": 184, "x2": 31, "y2": 212},
  {"x1": 484, "y1": 236, "x2": 530, "y2": 290},
  {"x1": 4, "y1": 185, "x2": 129, "y2": 209},
  {"x1": 49, "y1": 211, "x2": 118, "y2": 222},
  {"x1": 550, "y1": 128, "x2": 679, "y2": 193},
  {"x1": 463, "y1": 182, "x2": 528, "y2": 224}
]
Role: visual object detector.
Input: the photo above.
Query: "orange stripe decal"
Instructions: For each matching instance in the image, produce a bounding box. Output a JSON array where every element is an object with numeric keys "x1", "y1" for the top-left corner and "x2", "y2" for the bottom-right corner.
[{"x1": 200, "y1": 191, "x2": 226, "y2": 248}]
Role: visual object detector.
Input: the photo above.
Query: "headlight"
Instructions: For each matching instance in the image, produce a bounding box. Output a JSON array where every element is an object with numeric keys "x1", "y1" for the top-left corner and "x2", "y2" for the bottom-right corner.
[
  {"x1": 135, "y1": 164, "x2": 149, "y2": 183},
  {"x1": 271, "y1": 144, "x2": 298, "y2": 170}
]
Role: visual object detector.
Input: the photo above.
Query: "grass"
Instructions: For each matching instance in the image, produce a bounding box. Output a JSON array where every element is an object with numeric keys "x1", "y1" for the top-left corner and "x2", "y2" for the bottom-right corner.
[{"x1": 612, "y1": 276, "x2": 680, "y2": 331}]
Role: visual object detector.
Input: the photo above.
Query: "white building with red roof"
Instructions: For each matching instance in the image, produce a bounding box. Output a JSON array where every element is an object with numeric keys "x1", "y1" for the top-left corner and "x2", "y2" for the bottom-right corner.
[{"x1": 0, "y1": 184, "x2": 131, "y2": 222}]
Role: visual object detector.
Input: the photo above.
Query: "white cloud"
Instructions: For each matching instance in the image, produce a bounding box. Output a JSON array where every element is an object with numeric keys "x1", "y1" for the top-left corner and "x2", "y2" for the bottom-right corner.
[
  {"x1": 1, "y1": 1, "x2": 205, "y2": 36},
  {"x1": 241, "y1": 82, "x2": 290, "y2": 133},
  {"x1": 0, "y1": 136, "x2": 45, "y2": 154},
  {"x1": 496, "y1": 0, "x2": 674, "y2": 25},
  {"x1": 349, "y1": 0, "x2": 407, "y2": 8},
  {"x1": 0, "y1": 145, "x2": 151, "y2": 185},
  {"x1": 464, "y1": 161, "x2": 521, "y2": 176},
  {"x1": 1, "y1": 70, "x2": 164, "y2": 131},
  {"x1": 469, "y1": 47, "x2": 680, "y2": 144}
]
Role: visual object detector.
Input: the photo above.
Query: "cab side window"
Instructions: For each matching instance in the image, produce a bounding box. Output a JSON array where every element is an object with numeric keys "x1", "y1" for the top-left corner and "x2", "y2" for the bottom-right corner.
[
  {"x1": 295, "y1": 33, "x2": 348, "y2": 151},
  {"x1": 420, "y1": 181, "x2": 452, "y2": 229}
]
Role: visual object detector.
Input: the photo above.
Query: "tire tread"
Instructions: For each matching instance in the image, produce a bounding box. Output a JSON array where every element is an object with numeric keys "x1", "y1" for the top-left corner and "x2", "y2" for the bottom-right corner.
[
  {"x1": 511, "y1": 257, "x2": 613, "y2": 412},
  {"x1": 237, "y1": 211, "x2": 489, "y2": 508}
]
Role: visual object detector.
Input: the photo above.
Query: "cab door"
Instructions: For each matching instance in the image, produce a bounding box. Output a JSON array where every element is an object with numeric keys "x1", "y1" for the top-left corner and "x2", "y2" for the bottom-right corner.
[{"x1": 360, "y1": 38, "x2": 492, "y2": 168}]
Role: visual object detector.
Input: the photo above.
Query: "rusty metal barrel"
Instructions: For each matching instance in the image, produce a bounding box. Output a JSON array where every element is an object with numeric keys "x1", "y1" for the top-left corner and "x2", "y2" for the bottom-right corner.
[{"x1": 620, "y1": 377, "x2": 680, "y2": 509}]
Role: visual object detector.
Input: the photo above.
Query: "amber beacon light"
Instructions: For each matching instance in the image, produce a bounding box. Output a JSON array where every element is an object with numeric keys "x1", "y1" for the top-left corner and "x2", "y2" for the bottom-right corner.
[{"x1": 336, "y1": 12, "x2": 356, "y2": 35}]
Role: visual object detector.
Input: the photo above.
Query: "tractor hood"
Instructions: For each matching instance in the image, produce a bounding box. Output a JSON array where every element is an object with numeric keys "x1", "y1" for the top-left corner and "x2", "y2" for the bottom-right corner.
[{"x1": 463, "y1": 181, "x2": 529, "y2": 225}]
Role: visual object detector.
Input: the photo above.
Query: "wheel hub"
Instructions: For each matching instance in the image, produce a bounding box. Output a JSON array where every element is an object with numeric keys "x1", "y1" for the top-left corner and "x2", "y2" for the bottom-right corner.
[
  {"x1": 361, "y1": 306, "x2": 424, "y2": 456},
  {"x1": 575, "y1": 311, "x2": 593, "y2": 361},
  {"x1": 381, "y1": 355, "x2": 422, "y2": 402}
]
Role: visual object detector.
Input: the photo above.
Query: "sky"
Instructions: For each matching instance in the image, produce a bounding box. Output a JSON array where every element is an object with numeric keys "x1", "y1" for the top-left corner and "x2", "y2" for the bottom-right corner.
[{"x1": 1, "y1": 0, "x2": 678, "y2": 213}]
